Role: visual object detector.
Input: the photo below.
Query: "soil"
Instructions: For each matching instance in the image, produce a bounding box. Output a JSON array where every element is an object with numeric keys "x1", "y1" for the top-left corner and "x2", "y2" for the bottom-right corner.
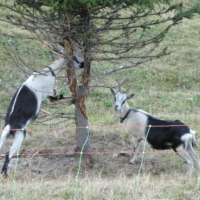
[{"x1": 0, "y1": 129, "x2": 190, "y2": 181}]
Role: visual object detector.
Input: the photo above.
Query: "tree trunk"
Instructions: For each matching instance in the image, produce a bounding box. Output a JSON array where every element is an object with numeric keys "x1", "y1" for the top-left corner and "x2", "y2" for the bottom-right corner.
[
  {"x1": 65, "y1": 49, "x2": 92, "y2": 159},
  {"x1": 75, "y1": 96, "x2": 91, "y2": 153},
  {"x1": 64, "y1": 9, "x2": 93, "y2": 165},
  {"x1": 74, "y1": 62, "x2": 93, "y2": 165}
]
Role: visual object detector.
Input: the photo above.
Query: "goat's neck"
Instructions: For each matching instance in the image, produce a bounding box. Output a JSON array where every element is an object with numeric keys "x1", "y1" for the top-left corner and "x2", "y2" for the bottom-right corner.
[
  {"x1": 119, "y1": 101, "x2": 130, "y2": 118},
  {"x1": 48, "y1": 57, "x2": 65, "y2": 75}
]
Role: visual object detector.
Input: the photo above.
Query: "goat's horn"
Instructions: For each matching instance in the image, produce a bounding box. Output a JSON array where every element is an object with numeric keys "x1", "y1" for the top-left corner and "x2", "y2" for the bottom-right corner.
[
  {"x1": 125, "y1": 85, "x2": 138, "y2": 94},
  {"x1": 115, "y1": 79, "x2": 128, "y2": 92},
  {"x1": 115, "y1": 79, "x2": 121, "y2": 92}
]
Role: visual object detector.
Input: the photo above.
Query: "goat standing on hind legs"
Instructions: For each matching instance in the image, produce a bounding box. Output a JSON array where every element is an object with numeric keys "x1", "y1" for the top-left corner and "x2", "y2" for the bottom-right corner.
[
  {"x1": 0, "y1": 55, "x2": 84, "y2": 178},
  {"x1": 110, "y1": 80, "x2": 200, "y2": 174}
]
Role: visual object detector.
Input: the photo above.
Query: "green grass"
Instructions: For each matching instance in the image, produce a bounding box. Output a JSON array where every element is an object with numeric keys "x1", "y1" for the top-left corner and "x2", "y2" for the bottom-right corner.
[{"x1": 0, "y1": 1, "x2": 200, "y2": 199}]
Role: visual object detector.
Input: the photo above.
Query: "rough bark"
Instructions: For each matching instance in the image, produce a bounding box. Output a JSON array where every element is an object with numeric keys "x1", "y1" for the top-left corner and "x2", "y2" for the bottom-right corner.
[
  {"x1": 75, "y1": 96, "x2": 90, "y2": 152},
  {"x1": 64, "y1": 11, "x2": 93, "y2": 165}
]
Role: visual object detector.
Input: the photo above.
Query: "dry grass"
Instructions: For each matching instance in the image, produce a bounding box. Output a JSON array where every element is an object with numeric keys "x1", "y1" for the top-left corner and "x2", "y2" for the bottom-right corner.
[
  {"x1": 0, "y1": 173, "x2": 199, "y2": 200},
  {"x1": 0, "y1": 0, "x2": 200, "y2": 199},
  {"x1": 0, "y1": 127, "x2": 200, "y2": 200}
]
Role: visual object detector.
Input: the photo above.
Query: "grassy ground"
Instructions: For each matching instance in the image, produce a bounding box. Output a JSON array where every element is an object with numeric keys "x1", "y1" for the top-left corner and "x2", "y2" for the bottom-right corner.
[{"x1": 0, "y1": 1, "x2": 200, "y2": 200}]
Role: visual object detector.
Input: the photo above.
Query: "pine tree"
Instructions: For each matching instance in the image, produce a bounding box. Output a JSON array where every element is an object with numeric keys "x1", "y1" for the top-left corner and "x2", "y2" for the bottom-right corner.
[{"x1": 1, "y1": 0, "x2": 200, "y2": 164}]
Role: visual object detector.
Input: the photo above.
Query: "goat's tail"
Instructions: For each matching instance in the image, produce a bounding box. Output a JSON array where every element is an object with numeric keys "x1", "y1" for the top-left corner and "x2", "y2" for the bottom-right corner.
[
  {"x1": 190, "y1": 129, "x2": 197, "y2": 147},
  {"x1": 0, "y1": 124, "x2": 11, "y2": 154}
]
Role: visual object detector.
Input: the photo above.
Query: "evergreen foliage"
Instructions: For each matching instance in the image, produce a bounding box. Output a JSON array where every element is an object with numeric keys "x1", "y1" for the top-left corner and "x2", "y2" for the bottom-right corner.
[{"x1": 16, "y1": 0, "x2": 171, "y2": 10}]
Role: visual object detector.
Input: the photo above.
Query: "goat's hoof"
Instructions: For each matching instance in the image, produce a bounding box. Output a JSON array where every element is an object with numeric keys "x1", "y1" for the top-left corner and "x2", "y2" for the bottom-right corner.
[
  {"x1": 130, "y1": 158, "x2": 141, "y2": 164},
  {"x1": 130, "y1": 160, "x2": 137, "y2": 164},
  {"x1": 2, "y1": 172, "x2": 8, "y2": 179},
  {"x1": 1, "y1": 170, "x2": 8, "y2": 179}
]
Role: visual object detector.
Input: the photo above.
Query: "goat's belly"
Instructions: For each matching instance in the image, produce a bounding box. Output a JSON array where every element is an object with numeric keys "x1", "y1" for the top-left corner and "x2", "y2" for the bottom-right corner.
[
  {"x1": 148, "y1": 138, "x2": 182, "y2": 150},
  {"x1": 150, "y1": 144, "x2": 172, "y2": 150}
]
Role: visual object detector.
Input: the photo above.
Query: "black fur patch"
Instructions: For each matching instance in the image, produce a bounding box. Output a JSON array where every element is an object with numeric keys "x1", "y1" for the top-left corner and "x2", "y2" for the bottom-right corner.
[
  {"x1": 73, "y1": 56, "x2": 84, "y2": 68},
  {"x1": 1, "y1": 152, "x2": 9, "y2": 178},
  {"x1": 48, "y1": 94, "x2": 64, "y2": 102},
  {"x1": 146, "y1": 116, "x2": 190, "y2": 150},
  {"x1": 5, "y1": 85, "x2": 38, "y2": 129},
  {"x1": 79, "y1": 62, "x2": 84, "y2": 68}
]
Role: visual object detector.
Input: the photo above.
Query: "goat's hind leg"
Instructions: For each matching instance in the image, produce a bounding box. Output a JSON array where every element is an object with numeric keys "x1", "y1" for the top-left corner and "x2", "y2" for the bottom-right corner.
[
  {"x1": 186, "y1": 143, "x2": 200, "y2": 170},
  {"x1": 2, "y1": 130, "x2": 25, "y2": 178},
  {"x1": 175, "y1": 144, "x2": 194, "y2": 174}
]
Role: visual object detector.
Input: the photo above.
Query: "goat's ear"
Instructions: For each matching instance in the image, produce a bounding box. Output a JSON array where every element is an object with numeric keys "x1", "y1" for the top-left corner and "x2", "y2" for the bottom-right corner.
[
  {"x1": 127, "y1": 93, "x2": 135, "y2": 100},
  {"x1": 110, "y1": 88, "x2": 116, "y2": 96}
]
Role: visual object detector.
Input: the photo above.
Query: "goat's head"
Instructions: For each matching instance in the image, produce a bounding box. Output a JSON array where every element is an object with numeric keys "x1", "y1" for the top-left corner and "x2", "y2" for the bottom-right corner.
[
  {"x1": 110, "y1": 80, "x2": 137, "y2": 111},
  {"x1": 73, "y1": 56, "x2": 84, "y2": 69},
  {"x1": 58, "y1": 49, "x2": 84, "y2": 69}
]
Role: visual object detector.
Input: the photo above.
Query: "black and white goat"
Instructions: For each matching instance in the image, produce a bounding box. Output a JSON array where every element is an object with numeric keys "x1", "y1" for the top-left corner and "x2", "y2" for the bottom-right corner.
[
  {"x1": 0, "y1": 55, "x2": 84, "y2": 177},
  {"x1": 110, "y1": 80, "x2": 200, "y2": 173}
]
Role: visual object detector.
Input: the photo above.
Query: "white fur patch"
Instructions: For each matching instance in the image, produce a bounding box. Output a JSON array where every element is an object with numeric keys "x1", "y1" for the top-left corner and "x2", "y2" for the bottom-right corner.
[
  {"x1": 8, "y1": 130, "x2": 24, "y2": 159},
  {"x1": 181, "y1": 134, "x2": 192, "y2": 142},
  {"x1": 9, "y1": 85, "x2": 24, "y2": 116},
  {"x1": 190, "y1": 129, "x2": 197, "y2": 145},
  {"x1": 190, "y1": 129, "x2": 196, "y2": 135},
  {"x1": 137, "y1": 109, "x2": 149, "y2": 115},
  {"x1": 126, "y1": 111, "x2": 148, "y2": 139},
  {"x1": 181, "y1": 134, "x2": 193, "y2": 149},
  {"x1": 0, "y1": 125, "x2": 11, "y2": 153},
  {"x1": 73, "y1": 56, "x2": 83, "y2": 68}
]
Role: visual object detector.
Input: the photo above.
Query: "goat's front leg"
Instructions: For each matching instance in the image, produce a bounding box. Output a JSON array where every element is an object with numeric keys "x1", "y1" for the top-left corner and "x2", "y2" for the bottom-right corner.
[
  {"x1": 48, "y1": 90, "x2": 64, "y2": 102},
  {"x1": 130, "y1": 137, "x2": 142, "y2": 164}
]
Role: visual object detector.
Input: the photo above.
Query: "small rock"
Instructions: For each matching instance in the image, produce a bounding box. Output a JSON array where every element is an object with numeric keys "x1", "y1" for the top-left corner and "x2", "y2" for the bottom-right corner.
[
  {"x1": 52, "y1": 149, "x2": 66, "y2": 154},
  {"x1": 23, "y1": 162, "x2": 29, "y2": 168},
  {"x1": 66, "y1": 157, "x2": 75, "y2": 162},
  {"x1": 61, "y1": 157, "x2": 75, "y2": 163},
  {"x1": 31, "y1": 169, "x2": 42, "y2": 174},
  {"x1": 36, "y1": 156, "x2": 48, "y2": 162},
  {"x1": 66, "y1": 149, "x2": 75, "y2": 157},
  {"x1": 187, "y1": 98, "x2": 193, "y2": 101},
  {"x1": 36, "y1": 156, "x2": 44, "y2": 161},
  {"x1": 93, "y1": 163, "x2": 100, "y2": 168},
  {"x1": 112, "y1": 153, "x2": 119, "y2": 158}
]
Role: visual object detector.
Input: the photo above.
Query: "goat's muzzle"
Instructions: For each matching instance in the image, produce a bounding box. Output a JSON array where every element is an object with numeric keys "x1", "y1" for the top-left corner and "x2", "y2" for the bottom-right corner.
[{"x1": 114, "y1": 105, "x2": 119, "y2": 111}]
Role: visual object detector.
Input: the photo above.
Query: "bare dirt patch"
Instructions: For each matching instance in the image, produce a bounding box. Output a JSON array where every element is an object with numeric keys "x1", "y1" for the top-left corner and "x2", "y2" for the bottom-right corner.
[{"x1": 0, "y1": 129, "x2": 197, "y2": 182}]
